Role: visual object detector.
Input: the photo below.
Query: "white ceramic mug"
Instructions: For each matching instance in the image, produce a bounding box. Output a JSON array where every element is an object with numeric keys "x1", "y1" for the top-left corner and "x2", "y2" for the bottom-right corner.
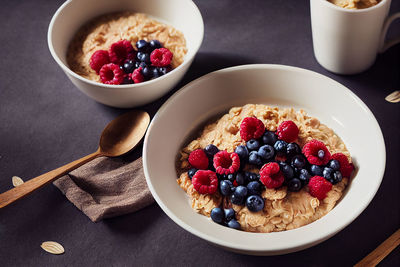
[{"x1": 310, "y1": 0, "x2": 400, "y2": 74}]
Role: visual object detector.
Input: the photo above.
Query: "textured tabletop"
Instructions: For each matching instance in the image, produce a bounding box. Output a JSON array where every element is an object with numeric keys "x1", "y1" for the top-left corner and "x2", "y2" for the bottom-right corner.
[{"x1": 0, "y1": 0, "x2": 399, "y2": 265}]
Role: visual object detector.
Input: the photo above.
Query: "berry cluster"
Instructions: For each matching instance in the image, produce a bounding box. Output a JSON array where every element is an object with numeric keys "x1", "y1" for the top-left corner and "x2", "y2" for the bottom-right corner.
[
  {"x1": 210, "y1": 207, "x2": 241, "y2": 230},
  {"x1": 186, "y1": 117, "x2": 354, "y2": 229},
  {"x1": 89, "y1": 39, "x2": 173, "y2": 85}
]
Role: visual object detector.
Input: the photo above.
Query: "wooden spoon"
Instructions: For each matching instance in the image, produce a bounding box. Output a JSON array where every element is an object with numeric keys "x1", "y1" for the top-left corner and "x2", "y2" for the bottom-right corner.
[{"x1": 0, "y1": 110, "x2": 150, "y2": 208}]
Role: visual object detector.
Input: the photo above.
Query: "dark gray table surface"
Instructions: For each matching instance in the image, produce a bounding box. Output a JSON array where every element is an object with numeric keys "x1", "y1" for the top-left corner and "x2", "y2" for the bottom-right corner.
[{"x1": 1, "y1": 0, "x2": 399, "y2": 266}]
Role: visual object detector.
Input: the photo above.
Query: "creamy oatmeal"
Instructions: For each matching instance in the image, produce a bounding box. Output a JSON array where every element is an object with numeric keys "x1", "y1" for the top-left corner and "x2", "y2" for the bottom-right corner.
[
  {"x1": 67, "y1": 12, "x2": 187, "y2": 82},
  {"x1": 328, "y1": 0, "x2": 381, "y2": 9},
  {"x1": 177, "y1": 104, "x2": 353, "y2": 233}
]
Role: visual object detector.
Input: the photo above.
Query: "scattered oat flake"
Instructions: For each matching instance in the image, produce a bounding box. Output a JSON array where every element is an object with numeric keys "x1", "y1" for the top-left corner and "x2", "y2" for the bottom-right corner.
[
  {"x1": 12, "y1": 176, "x2": 24, "y2": 187},
  {"x1": 41, "y1": 241, "x2": 65, "y2": 255},
  {"x1": 385, "y1": 90, "x2": 400, "y2": 103}
]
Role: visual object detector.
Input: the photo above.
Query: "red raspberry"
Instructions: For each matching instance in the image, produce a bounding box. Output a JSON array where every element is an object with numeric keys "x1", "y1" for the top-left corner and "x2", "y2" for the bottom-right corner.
[
  {"x1": 259, "y1": 162, "x2": 284, "y2": 189},
  {"x1": 150, "y1": 48, "x2": 173, "y2": 67},
  {"x1": 331, "y1": 153, "x2": 354, "y2": 178},
  {"x1": 188, "y1": 149, "x2": 209, "y2": 170},
  {"x1": 131, "y1": 67, "x2": 144, "y2": 84},
  {"x1": 213, "y1": 151, "x2": 240, "y2": 175},
  {"x1": 239, "y1": 117, "x2": 265, "y2": 142},
  {"x1": 276, "y1": 120, "x2": 299, "y2": 143},
  {"x1": 109, "y1": 40, "x2": 134, "y2": 65},
  {"x1": 302, "y1": 139, "x2": 331, "y2": 166},
  {"x1": 192, "y1": 170, "x2": 218, "y2": 194},
  {"x1": 308, "y1": 176, "x2": 332, "y2": 200},
  {"x1": 89, "y1": 50, "x2": 110, "y2": 74},
  {"x1": 99, "y1": 63, "x2": 124, "y2": 85}
]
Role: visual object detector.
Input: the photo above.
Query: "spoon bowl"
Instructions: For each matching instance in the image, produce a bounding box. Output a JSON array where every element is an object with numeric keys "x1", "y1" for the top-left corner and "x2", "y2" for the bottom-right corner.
[{"x1": 0, "y1": 110, "x2": 150, "y2": 208}]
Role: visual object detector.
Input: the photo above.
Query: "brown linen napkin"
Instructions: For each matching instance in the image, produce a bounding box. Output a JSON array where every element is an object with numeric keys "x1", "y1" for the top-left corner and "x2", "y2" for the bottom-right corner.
[{"x1": 53, "y1": 156, "x2": 154, "y2": 222}]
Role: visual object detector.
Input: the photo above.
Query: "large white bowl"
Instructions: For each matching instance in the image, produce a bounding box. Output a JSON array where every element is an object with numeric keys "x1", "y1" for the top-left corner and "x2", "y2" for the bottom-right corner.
[
  {"x1": 143, "y1": 64, "x2": 385, "y2": 255},
  {"x1": 48, "y1": 0, "x2": 203, "y2": 108}
]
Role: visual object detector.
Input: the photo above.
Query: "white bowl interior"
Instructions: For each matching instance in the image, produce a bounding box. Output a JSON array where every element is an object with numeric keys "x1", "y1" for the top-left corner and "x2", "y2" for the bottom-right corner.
[
  {"x1": 143, "y1": 64, "x2": 385, "y2": 255},
  {"x1": 50, "y1": 0, "x2": 202, "y2": 68}
]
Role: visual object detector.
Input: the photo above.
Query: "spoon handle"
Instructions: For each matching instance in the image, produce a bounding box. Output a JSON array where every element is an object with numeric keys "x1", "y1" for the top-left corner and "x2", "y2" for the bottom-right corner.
[{"x1": 0, "y1": 150, "x2": 101, "y2": 208}]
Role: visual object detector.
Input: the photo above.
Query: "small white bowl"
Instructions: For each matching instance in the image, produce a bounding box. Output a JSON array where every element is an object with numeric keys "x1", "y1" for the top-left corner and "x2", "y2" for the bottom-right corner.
[
  {"x1": 48, "y1": 0, "x2": 203, "y2": 108},
  {"x1": 143, "y1": 64, "x2": 386, "y2": 255}
]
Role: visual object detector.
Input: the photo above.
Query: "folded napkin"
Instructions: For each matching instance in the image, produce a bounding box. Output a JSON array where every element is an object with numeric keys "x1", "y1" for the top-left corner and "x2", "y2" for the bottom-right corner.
[{"x1": 53, "y1": 156, "x2": 154, "y2": 222}]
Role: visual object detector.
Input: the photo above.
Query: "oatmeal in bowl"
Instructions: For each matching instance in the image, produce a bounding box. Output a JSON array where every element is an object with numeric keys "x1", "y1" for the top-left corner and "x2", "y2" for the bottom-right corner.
[{"x1": 48, "y1": 0, "x2": 203, "y2": 107}]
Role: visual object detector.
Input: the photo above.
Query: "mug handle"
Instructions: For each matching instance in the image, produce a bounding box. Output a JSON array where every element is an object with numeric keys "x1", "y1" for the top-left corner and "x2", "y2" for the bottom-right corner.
[{"x1": 379, "y1": 12, "x2": 400, "y2": 53}]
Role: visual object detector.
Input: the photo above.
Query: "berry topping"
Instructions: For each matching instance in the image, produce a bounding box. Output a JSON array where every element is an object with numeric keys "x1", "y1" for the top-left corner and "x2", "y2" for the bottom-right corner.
[
  {"x1": 279, "y1": 162, "x2": 295, "y2": 180},
  {"x1": 188, "y1": 168, "x2": 197, "y2": 179},
  {"x1": 149, "y1": 39, "x2": 162, "y2": 50},
  {"x1": 257, "y1": 145, "x2": 275, "y2": 160},
  {"x1": 235, "y1": 172, "x2": 246, "y2": 185},
  {"x1": 219, "y1": 180, "x2": 234, "y2": 196},
  {"x1": 327, "y1": 159, "x2": 341, "y2": 171},
  {"x1": 276, "y1": 121, "x2": 299, "y2": 143},
  {"x1": 331, "y1": 153, "x2": 354, "y2": 178},
  {"x1": 210, "y1": 207, "x2": 224, "y2": 224},
  {"x1": 246, "y1": 195, "x2": 264, "y2": 212},
  {"x1": 224, "y1": 208, "x2": 235, "y2": 222},
  {"x1": 302, "y1": 139, "x2": 331, "y2": 166},
  {"x1": 89, "y1": 50, "x2": 110, "y2": 74},
  {"x1": 308, "y1": 176, "x2": 332, "y2": 200},
  {"x1": 262, "y1": 131, "x2": 278, "y2": 145},
  {"x1": 99, "y1": 63, "x2": 125, "y2": 85},
  {"x1": 247, "y1": 181, "x2": 263, "y2": 195},
  {"x1": 298, "y1": 168, "x2": 311, "y2": 184},
  {"x1": 109, "y1": 40, "x2": 134, "y2": 65},
  {"x1": 248, "y1": 151, "x2": 262, "y2": 166},
  {"x1": 136, "y1": 40, "x2": 150, "y2": 52},
  {"x1": 137, "y1": 51, "x2": 151, "y2": 64},
  {"x1": 240, "y1": 117, "x2": 265, "y2": 142},
  {"x1": 227, "y1": 219, "x2": 241, "y2": 230},
  {"x1": 213, "y1": 151, "x2": 240, "y2": 175},
  {"x1": 150, "y1": 48, "x2": 173, "y2": 67},
  {"x1": 332, "y1": 171, "x2": 343, "y2": 184},
  {"x1": 131, "y1": 67, "x2": 145, "y2": 84},
  {"x1": 188, "y1": 149, "x2": 209, "y2": 170},
  {"x1": 287, "y1": 178, "x2": 302, "y2": 192},
  {"x1": 290, "y1": 154, "x2": 307, "y2": 169},
  {"x1": 286, "y1": 142, "x2": 301, "y2": 158},
  {"x1": 259, "y1": 162, "x2": 285, "y2": 189},
  {"x1": 246, "y1": 139, "x2": 260, "y2": 151},
  {"x1": 274, "y1": 140, "x2": 288, "y2": 155},
  {"x1": 322, "y1": 167, "x2": 334, "y2": 182},
  {"x1": 122, "y1": 59, "x2": 136, "y2": 74},
  {"x1": 310, "y1": 164, "x2": 324, "y2": 176},
  {"x1": 192, "y1": 170, "x2": 218, "y2": 194},
  {"x1": 204, "y1": 144, "x2": 219, "y2": 158},
  {"x1": 235, "y1": 145, "x2": 249, "y2": 161}
]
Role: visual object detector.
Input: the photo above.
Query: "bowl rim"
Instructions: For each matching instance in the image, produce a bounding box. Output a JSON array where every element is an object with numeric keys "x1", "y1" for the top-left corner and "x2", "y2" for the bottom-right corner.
[
  {"x1": 47, "y1": 0, "x2": 204, "y2": 90},
  {"x1": 143, "y1": 64, "x2": 386, "y2": 253}
]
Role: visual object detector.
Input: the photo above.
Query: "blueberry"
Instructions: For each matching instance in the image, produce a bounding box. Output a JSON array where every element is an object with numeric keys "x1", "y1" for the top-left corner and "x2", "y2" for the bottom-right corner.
[
  {"x1": 135, "y1": 61, "x2": 146, "y2": 69},
  {"x1": 235, "y1": 172, "x2": 246, "y2": 185},
  {"x1": 234, "y1": 186, "x2": 248, "y2": 198},
  {"x1": 231, "y1": 194, "x2": 245, "y2": 205},
  {"x1": 220, "y1": 180, "x2": 233, "y2": 196},
  {"x1": 227, "y1": 173, "x2": 236, "y2": 182},
  {"x1": 328, "y1": 159, "x2": 341, "y2": 171},
  {"x1": 137, "y1": 52, "x2": 151, "y2": 63},
  {"x1": 188, "y1": 168, "x2": 197, "y2": 179},
  {"x1": 149, "y1": 39, "x2": 162, "y2": 50},
  {"x1": 262, "y1": 131, "x2": 278, "y2": 145},
  {"x1": 235, "y1": 145, "x2": 249, "y2": 161},
  {"x1": 317, "y1": 149, "x2": 325, "y2": 159},
  {"x1": 310, "y1": 165, "x2": 324, "y2": 176},
  {"x1": 152, "y1": 67, "x2": 161, "y2": 78},
  {"x1": 279, "y1": 162, "x2": 294, "y2": 180},
  {"x1": 247, "y1": 181, "x2": 262, "y2": 195},
  {"x1": 142, "y1": 66, "x2": 153, "y2": 79},
  {"x1": 246, "y1": 139, "x2": 260, "y2": 151},
  {"x1": 274, "y1": 140, "x2": 288, "y2": 155},
  {"x1": 224, "y1": 208, "x2": 235, "y2": 222},
  {"x1": 291, "y1": 154, "x2": 307, "y2": 169},
  {"x1": 332, "y1": 171, "x2": 343, "y2": 184},
  {"x1": 210, "y1": 207, "x2": 224, "y2": 224},
  {"x1": 248, "y1": 172, "x2": 258, "y2": 182},
  {"x1": 286, "y1": 142, "x2": 301, "y2": 158},
  {"x1": 246, "y1": 195, "x2": 264, "y2": 212},
  {"x1": 257, "y1": 145, "x2": 275, "y2": 160},
  {"x1": 158, "y1": 67, "x2": 170, "y2": 75},
  {"x1": 136, "y1": 40, "x2": 150, "y2": 52},
  {"x1": 248, "y1": 151, "x2": 262, "y2": 166},
  {"x1": 227, "y1": 219, "x2": 241, "y2": 230},
  {"x1": 287, "y1": 178, "x2": 302, "y2": 192},
  {"x1": 323, "y1": 167, "x2": 334, "y2": 180},
  {"x1": 298, "y1": 168, "x2": 311, "y2": 184},
  {"x1": 204, "y1": 144, "x2": 219, "y2": 158},
  {"x1": 122, "y1": 60, "x2": 135, "y2": 73}
]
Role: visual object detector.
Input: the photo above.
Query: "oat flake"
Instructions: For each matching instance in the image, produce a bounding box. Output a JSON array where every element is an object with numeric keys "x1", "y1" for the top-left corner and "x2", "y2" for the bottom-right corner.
[{"x1": 11, "y1": 176, "x2": 24, "y2": 187}]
